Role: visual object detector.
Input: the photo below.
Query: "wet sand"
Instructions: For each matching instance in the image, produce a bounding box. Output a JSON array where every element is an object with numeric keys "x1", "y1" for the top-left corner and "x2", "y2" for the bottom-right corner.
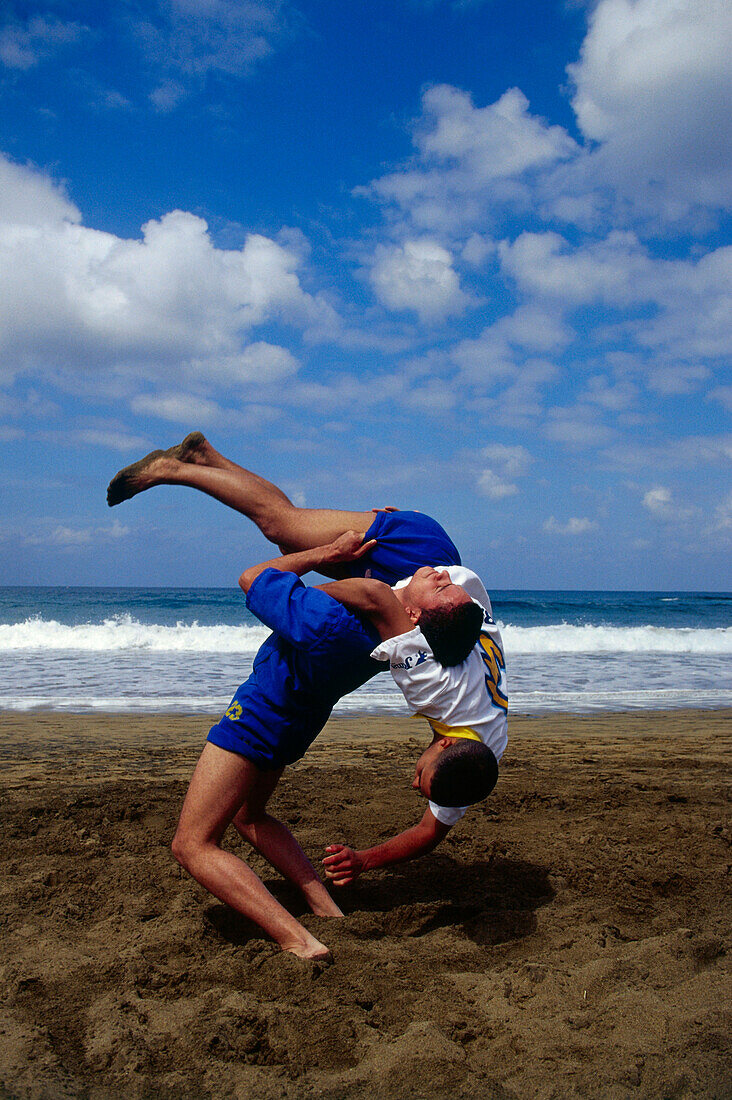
[{"x1": 0, "y1": 710, "x2": 730, "y2": 1099}]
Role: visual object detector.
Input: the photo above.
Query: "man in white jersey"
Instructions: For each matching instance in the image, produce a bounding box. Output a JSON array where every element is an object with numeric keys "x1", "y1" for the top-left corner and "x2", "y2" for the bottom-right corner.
[
  {"x1": 317, "y1": 566, "x2": 507, "y2": 886},
  {"x1": 108, "y1": 435, "x2": 502, "y2": 885}
]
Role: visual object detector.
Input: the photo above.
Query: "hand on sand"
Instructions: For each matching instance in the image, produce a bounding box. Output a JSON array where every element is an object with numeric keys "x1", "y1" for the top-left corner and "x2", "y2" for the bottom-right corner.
[{"x1": 322, "y1": 844, "x2": 364, "y2": 886}]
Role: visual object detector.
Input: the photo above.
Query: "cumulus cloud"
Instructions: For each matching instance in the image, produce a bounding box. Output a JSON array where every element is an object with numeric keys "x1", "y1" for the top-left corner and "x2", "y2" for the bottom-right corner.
[
  {"x1": 363, "y1": 84, "x2": 577, "y2": 234},
  {"x1": 477, "y1": 443, "x2": 532, "y2": 499},
  {"x1": 642, "y1": 486, "x2": 695, "y2": 521},
  {"x1": 543, "y1": 516, "x2": 598, "y2": 535},
  {"x1": 500, "y1": 231, "x2": 732, "y2": 363},
  {"x1": 568, "y1": 0, "x2": 732, "y2": 210},
  {"x1": 0, "y1": 152, "x2": 342, "y2": 413},
  {"x1": 368, "y1": 239, "x2": 469, "y2": 321},
  {"x1": 362, "y1": 2, "x2": 730, "y2": 246},
  {"x1": 0, "y1": 154, "x2": 80, "y2": 226},
  {"x1": 451, "y1": 305, "x2": 570, "y2": 384}
]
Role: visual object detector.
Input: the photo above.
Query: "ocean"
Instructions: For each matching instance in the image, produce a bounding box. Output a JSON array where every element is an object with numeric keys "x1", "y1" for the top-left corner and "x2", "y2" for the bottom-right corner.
[{"x1": 1, "y1": 587, "x2": 730, "y2": 716}]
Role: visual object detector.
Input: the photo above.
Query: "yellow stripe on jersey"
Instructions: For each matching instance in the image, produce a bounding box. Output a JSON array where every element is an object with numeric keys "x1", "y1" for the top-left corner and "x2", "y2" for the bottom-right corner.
[
  {"x1": 421, "y1": 716, "x2": 482, "y2": 742},
  {"x1": 478, "y1": 633, "x2": 508, "y2": 713}
]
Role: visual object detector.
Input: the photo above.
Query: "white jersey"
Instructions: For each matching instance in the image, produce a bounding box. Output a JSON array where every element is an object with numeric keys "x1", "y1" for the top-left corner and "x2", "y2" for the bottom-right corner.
[{"x1": 370, "y1": 566, "x2": 508, "y2": 827}]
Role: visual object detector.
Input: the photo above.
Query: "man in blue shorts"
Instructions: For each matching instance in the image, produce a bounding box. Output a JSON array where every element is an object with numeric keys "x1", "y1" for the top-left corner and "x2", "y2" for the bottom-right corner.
[
  {"x1": 168, "y1": 531, "x2": 494, "y2": 962},
  {"x1": 108, "y1": 436, "x2": 494, "y2": 959},
  {"x1": 107, "y1": 432, "x2": 480, "y2": 662}
]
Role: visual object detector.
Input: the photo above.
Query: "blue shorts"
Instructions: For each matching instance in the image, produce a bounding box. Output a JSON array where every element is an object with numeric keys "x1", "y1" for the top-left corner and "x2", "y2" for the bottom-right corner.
[
  {"x1": 347, "y1": 510, "x2": 461, "y2": 585},
  {"x1": 206, "y1": 569, "x2": 381, "y2": 770}
]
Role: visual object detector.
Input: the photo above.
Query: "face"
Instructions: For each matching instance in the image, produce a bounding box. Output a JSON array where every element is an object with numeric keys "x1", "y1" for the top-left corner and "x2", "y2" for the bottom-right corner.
[
  {"x1": 401, "y1": 567, "x2": 472, "y2": 614},
  {"x1": 412, "y1": 739, "x2": 448, "y2": 799}
]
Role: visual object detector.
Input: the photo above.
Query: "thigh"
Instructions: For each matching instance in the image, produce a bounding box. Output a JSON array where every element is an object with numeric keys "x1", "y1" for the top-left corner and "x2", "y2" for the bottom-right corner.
[
  {"x1": 176, "y1": 742, "x2": 283, "y2": 846},
  {"x1": 275, "y1": 508, "x2": 374, "y2": 552}
]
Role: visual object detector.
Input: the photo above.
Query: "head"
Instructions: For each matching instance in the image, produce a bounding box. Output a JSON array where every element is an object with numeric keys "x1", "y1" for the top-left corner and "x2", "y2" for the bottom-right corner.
[
  {"x1": 398, "y1": 567, "x2": 483, "y2": 666},
  {"x1": 413, "y1": 737, "x2": 499, "y2": 807}
]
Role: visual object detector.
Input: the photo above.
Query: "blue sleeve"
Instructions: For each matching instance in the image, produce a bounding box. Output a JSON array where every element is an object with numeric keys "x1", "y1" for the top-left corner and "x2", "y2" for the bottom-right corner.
[{"x1": 245, "y1": 568, "x2": 347, "y2": 650}]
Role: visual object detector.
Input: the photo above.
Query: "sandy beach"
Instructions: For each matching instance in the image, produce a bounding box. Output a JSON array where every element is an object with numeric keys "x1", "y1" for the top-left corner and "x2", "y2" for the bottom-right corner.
[{"x1": 0, "y1": 709, "x2": 730, "y2": 1099}]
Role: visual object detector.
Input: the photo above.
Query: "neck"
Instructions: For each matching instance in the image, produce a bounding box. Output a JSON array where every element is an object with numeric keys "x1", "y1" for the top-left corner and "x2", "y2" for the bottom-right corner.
[{"x1": 393, "y1": 587, "x2": 408, "y2": 608}]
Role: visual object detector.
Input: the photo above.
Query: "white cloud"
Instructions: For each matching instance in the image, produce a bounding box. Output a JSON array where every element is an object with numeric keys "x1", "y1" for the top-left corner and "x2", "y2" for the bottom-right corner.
[
  {"x1": 583, "y1": 375, "x2": 638, "y2": 410},
  {"x1": 545, "y1": 406, "x2": 614, "y2": 447},
  {"x1": 476, "y1": 443, "x2": 532, "y2": 499},
  {"x1": 708, "y1": 385, "x2": 732, "y2": 412},
  {"x1": 0, "y1": 153, "x2": 341, "y2": 407},
  {"x1": 481, "y1": 443, "x2": 532, "y2": 478},
  {"x1": 642, "y1": 486, "x2": 695, "y2": 521},
  {"x1": 543, "y1": 516, "x2": 598, "y2": 535},
  {"x1": 500, "y1": 231, "x2": 732, "y2": 363},
  {"x1": 364, "y1": 85, "x2": 577, "y2": 234},
  {"x1": 0, "y1": 154, "x2": 80, "y2": 226},
  {"x1": 452, "y1": 305, "x2": 570, "y2": 384},
  {"x1": 137, "y1": 0, "x2": 290, "y2": 109},
  {"x1": 500, "y1": 230, "x2": 652, "y2": 305},
  {"x1": 131, "y1": 393, "x2": 223, "y2": 425},
  {"x1": 603, "y1": 434, "x2": 732, "y2": 470},
  {"x1": 44, "y1": 519, "x2": 129, "y2": 547},
  {"x1": 647, "y1": 363, "x2": 710, "y2": 395},
  {"x1": 71, "y1": 429, "x2": 149, "y2": 452},
  {"x1": 368, "y1": 239, "x2": 469, "y2": 321},
  {"x1": 0, "y1": 15, "x2": 85, "y2": 70},
  {"x1": 568, "y1": 0, "x2": 732, "y2": 210},
  {"x1": 477, "y1": 473, "x2": 518, "y2": 499},
  {"x1": 0, "y1": 426, "x2": 25, "y2": 442}
]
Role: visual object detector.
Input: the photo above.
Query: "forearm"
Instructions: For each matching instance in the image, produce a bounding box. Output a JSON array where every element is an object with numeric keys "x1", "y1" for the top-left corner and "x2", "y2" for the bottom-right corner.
[
  {"x1": 239, "y1": 546, "x2": 333, "y2": 593},
  {"x1": 324, "y1": 814, "x2": 451, "y2": 885},
  {"x1": 239, "y1": 532, "x2": 377, "y2": 593},
  {"x1": 356, "y1": 823, "x2": 444, "y2": 872}
]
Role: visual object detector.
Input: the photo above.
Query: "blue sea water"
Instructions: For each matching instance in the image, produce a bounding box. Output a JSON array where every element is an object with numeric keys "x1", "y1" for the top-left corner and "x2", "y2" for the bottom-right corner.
[{"x1": 0, "y1": 587, "x2": 730, "y2": 716}]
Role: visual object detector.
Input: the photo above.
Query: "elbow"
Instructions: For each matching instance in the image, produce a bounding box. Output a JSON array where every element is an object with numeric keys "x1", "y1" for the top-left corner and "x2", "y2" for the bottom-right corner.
[{"x1": 239, "y1": 568, "x2": 255, "y2": 593}]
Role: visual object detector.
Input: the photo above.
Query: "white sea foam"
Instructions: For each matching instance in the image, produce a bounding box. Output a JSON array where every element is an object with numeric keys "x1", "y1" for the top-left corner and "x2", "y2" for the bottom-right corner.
[
  {"x1": 500, "y1": 622, "x2": 732, "y2": 655},
  {"x1": 1, "y1": 615, "x2": 730, "y2": 656},
  {"x1": 0, "y1": 615, "x2": 268, "y2": 653}
]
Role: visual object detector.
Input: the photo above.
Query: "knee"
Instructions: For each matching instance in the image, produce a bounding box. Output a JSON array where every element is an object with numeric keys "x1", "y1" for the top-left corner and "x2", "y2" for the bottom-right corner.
[
  {"x1": 171, "y1": 826, "x2": 198, "y2": 870},
  {"x1": 233, "y1": 805, "x2": 266, "y2": 834},
  {"x1": 257, "y1": 502, "x2": 297, "y2": 544}
]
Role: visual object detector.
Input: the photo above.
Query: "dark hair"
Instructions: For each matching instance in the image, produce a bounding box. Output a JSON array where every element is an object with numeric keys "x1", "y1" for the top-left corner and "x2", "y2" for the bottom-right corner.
[
  {"x1": 429, "y1": 740, "x2": 499, "y2": 807},
  {"x1": 419, "y1": 600, "x2": 484, "y2": 666}
]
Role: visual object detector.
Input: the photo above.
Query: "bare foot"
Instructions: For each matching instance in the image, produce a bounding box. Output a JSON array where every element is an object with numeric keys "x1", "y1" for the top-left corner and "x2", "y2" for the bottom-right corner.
[
  {"x1": 283, "y1": 931, "x2": 332, "y2": 962},
  {"x1": 310, "y1": 900, "x2": 345, "y2": 918},
  {"x1": 106, "y1": 450, "x2": 177, "y2": 506},
  {"x1": 166, "y1": 430, "x2": 210, "y2": 466}
]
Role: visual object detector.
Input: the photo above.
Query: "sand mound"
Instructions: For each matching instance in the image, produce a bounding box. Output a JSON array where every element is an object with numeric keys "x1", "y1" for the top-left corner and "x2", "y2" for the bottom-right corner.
[{"x1": 1, "y1": 713, "x2": 730, "y2": 1098}]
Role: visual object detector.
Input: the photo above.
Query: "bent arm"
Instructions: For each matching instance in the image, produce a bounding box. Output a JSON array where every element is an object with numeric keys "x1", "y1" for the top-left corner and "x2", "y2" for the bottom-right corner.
[
  {"x1": 322, "y1": 807, "x2": 452, "y2": 885},
  {"x1": 316, "y1": 577, "x2": 414, "y2": 640},
  {"x1": 239, "y1": 532, "x2": 376, "y2": 593}
]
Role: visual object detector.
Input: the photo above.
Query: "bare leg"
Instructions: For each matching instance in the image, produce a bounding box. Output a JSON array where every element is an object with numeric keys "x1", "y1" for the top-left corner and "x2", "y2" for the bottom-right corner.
[
  {"x1": 107, "y1": 432, "x2": 374, "y2": 551},
  {"x1": 233, "y1": 810, "x2": 343, "y2": 918},
  {"x1": 172, "y1": 742, "x2": 331, "y2": 960}
]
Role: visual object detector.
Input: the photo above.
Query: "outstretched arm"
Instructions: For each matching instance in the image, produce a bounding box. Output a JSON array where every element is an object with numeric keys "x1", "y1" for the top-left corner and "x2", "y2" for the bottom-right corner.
[
  {"x1": 316, "y1": 577, "x2": 415, "y2": 640},
  {"x1": 239, "y1": 531, "x2": 376, "y2": 593},
  {"x1": 322, "y1": 807, "x2": 452, "y2": 886}
]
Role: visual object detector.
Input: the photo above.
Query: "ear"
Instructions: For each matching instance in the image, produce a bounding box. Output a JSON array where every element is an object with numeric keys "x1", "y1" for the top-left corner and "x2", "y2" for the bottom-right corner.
[{"x1": 403, "y1": 603, "x2": 421, "y2": 625}]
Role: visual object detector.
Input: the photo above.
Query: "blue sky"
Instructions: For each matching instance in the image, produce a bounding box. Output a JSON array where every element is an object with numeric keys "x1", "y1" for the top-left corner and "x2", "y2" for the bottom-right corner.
[{"x1": 1, "y1": 0, "x2": 730, "y2": 589}]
